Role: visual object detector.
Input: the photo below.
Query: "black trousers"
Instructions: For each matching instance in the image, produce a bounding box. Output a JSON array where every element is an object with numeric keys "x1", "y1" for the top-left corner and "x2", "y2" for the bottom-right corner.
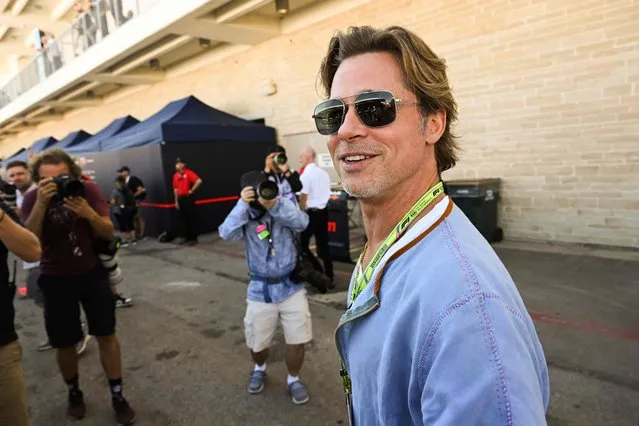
[
  {"x1": 300, "y1": 207, "x2": 333, "y2": 279},
  {"x1": 177, "y1": 195, "x2": 198, "y2": 242}
]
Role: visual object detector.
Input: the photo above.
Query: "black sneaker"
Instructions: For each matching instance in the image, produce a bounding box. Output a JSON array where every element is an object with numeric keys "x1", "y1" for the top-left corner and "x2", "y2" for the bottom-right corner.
[
  {"x1": 67, "y1": 390, "x2": 87, "y2": 420},
  {"x1": 113, "y1": 396, "x2": 136, "y2": 425}
]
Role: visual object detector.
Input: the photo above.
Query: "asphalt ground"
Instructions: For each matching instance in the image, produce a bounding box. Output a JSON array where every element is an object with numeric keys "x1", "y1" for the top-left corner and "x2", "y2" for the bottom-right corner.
[{"x1": 12, "y1": 231, "x2": 639, "y2": 426}]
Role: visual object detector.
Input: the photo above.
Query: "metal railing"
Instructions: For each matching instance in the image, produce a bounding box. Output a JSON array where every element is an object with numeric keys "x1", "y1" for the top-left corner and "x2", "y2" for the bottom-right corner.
[{"x1": 0, "y1": 0, "x2": 162, "y2": 110}]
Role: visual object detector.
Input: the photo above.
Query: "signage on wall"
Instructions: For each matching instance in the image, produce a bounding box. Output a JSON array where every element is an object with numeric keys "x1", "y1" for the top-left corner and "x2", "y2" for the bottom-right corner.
[{"x1": 318, "y1": 153, "x2": 334, "y2": 168}]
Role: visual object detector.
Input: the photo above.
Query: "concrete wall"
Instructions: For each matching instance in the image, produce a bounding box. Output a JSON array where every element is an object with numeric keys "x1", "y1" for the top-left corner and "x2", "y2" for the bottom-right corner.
[{"x1": 2, "y1": 0, "x2": 638, "y2": 248}]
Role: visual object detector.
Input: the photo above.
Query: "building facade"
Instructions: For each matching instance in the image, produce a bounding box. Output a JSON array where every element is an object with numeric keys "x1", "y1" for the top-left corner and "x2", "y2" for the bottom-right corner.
[{"x1": 0, "y1": 0, "x2": 637, "y2": 248}]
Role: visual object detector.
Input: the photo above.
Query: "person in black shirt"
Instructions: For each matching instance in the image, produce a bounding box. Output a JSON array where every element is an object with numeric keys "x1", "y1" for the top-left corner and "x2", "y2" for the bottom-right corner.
[
  {"x1": 117, "y1": 167, "x2": 146, "y2": 239},
  {"x1": 0, "y1": 197, "x2": 42, "y2": 426}
]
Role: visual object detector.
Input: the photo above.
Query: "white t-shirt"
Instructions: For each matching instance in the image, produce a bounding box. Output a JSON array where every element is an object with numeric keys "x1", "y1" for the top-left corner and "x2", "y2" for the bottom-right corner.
[
  {"x1": 17, "y1": 183, "x2": 39, "y2": 270},
  {"x1": 299, "y1": 162, "x2": 331, "y2": 210}
]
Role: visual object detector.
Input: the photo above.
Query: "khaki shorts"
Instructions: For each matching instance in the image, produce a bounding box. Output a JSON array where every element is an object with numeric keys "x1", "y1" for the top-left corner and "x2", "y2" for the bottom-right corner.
[
  {"x1": 0, "y1": 341, "x2": 29, "y2": 426},
  {"x1": 244, "y1": 289, "x2": 313, "y2": 353}
]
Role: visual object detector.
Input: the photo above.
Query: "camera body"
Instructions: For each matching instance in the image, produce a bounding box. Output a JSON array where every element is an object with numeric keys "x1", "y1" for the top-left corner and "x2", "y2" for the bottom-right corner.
[
  {"x1": 52, "y1": 174, "x2": 84, "y2": 204},
  {"x1": 241, "y1": 170, "x2": 279, "y2": 206},
  {"x1": 0, "y1": 180, "x2": 17, "y2": 208}
]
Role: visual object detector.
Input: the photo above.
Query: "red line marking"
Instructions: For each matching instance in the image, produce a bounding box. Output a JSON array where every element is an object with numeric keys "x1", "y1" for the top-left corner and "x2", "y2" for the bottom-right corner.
[
  {"x1": 529, "y1": 311, "x2": 639, "y2": 342},
  {"x1": 139, "y1": 202, "x2": 175, "y2": 208},
  {"x1": 140, "y1": 196, "x2": 239, "y2": 209},
  {"x1": 195, "y1": 196, "x2": 239, "y2": 205}
]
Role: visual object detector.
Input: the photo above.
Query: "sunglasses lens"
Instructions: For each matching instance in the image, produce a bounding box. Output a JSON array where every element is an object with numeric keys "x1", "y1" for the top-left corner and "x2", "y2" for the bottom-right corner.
[
  {"x1": 355, "y1": 93, "x2": 396, "y2": 127},
  {"x1": 313, "y1": 100, "x2": 345, "y2": 135}
]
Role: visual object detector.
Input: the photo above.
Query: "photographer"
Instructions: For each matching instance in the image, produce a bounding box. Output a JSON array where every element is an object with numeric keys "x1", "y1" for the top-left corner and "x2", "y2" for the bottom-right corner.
[
  {"x1": 6, "y1": 160, "x2": 91, "y2": 353},
  {"x1": 20, "y1": 149, "x2": 136, "y2": 425},
  {"x1": 0, "y1": 197, "x2": 41, "y2": 426},
  {"x1": 263, "y1": 145, "x2": 302, "y2": 207},
  {"x1": 218, "y1": 170, "x2": 312, "y2": 405}
]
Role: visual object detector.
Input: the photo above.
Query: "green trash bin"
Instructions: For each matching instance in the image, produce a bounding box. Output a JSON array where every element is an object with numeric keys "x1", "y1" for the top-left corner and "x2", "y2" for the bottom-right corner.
[{"x1": 443, "y1": 178, "x2": 503, "y2": 243}]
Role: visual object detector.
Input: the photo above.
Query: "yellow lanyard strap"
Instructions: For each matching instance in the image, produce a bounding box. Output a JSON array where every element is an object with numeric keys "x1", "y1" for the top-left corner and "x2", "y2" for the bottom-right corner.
[
  {"x1": 349, "y1": 181, "x2": 444, "y2": 304},
  {"x1": 339, "y1": 181, "x2": 445, "y2": 426}
]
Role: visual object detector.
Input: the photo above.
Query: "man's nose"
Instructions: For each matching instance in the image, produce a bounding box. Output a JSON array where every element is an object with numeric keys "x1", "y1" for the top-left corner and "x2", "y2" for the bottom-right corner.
[{"x1": 337, "y1": 105, "x2": 366, "y2": 141}]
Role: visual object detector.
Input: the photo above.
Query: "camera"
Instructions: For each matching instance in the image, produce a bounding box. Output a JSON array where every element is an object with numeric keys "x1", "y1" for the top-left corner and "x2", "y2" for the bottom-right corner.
[
  {"x1": 95, "y1": 237, "x2": 123, "y2": 286},
  {"x1": 0, "y1": 180, "x2": 17, "y2": 208},
  {"x1": 257, "y1": 180, "x2": 279, "y2": 200},
  {"x1": 241, "y1": 170, "x2": 279, "y2": 205},
  {"x1": 274, "y1": 152, "x2": 287, "y2": 165},
  {"x1": 53, "y1": 174, "x2": 84, "y2": 200}
]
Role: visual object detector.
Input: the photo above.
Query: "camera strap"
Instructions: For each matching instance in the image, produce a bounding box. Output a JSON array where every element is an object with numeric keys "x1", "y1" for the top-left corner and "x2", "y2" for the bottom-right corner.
[{"x1": 248, "y1": 209, "x2": 275, "y2": 258}]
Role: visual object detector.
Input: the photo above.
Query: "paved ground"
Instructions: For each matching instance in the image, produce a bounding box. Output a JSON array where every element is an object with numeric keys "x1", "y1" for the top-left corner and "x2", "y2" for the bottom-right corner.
[{"x1": 12, "y1": 231, "x2": 639, "y2": 426}]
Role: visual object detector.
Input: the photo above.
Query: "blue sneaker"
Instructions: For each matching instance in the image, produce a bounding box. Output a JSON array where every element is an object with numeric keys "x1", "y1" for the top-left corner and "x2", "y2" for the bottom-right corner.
[
  {"x1": 248, "y1": 370, "x2": 266, "y2": 394},
  {"x1": 287, "y1": 380, "x2": 310, "y2": 405}
]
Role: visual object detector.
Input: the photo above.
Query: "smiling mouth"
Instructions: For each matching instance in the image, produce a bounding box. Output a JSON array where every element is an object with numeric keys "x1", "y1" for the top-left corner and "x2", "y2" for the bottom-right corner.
[{"x1": 342, "y1": 155, "x2": 373, "y2": 163}]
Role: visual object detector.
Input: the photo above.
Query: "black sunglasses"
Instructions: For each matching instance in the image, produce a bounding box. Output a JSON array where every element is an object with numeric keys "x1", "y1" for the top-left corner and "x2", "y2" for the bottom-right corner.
[{"x1": 312, "y1": 91, "x2": 419, "y2": 136}]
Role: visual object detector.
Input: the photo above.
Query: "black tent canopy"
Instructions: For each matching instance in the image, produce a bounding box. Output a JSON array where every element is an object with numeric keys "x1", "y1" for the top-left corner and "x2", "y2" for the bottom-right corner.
[
  {"x1": 55, "y1": 130, "x2": 93, "y2": 150},
  {"x1": 2, "y1": 136, "x2": 58, "y2": 166},
  {"x1": 66, "y1": 115, "x2": 139, "y2": 155},
  {"x1": 77, "y1": 95, "x2": 278, "y2": 238},
  {"x1": 104, "y1": 95, "x2": 274, "y2": 151}
]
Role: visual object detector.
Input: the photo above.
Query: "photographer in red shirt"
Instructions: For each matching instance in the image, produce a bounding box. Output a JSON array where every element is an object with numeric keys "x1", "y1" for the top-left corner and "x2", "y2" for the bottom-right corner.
[{"x1": 172, "y1": 157, "x2": 202, "y2": 246}]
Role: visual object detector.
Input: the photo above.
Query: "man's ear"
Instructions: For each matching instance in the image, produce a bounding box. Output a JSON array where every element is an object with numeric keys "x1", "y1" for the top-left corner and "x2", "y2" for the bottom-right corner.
[{"x1": 424, "y1": 110, "x2": 446, "y2": 146}]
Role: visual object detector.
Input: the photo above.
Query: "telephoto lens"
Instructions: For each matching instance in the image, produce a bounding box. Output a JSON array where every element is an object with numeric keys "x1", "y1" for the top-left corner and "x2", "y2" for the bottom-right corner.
[
  {"x1": 95, "y1": 237, "x2": 123, "y2": 286},
  {"x1": 99, "y1": 252, "x2": 124, "y2": 286},
  {"x1": 257, "y1": 180, "x2": 279, "y2": 200},
  {"x1": 275, "y1": 152, "x2": 287, "y2": 165}
]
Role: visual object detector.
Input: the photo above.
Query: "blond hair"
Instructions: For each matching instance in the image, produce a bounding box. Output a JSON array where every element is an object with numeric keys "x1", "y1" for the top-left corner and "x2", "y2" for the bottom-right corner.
[{"x1": 318, "y1": 25, "x2": 460, "y2": 173}]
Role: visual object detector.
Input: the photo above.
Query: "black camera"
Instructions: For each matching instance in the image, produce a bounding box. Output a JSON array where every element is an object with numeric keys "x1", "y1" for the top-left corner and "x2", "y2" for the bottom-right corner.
[
  {"x1": 0, "y1": 180, "x2": 17, "y2": 208},
  {"x1": 241, "y1": 170, "x2": 279, "y2": 205},
  {"x1": 274, "y1": 152, "x2": 287, "y2": 165},
  {"x1": 52, "y1": 174, "x2": 84, "y2": 203}
]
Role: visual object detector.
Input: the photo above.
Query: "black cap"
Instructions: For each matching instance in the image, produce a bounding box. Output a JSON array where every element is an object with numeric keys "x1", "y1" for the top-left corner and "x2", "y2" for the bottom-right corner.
[
  {"x1": 117, "y1": 166, "x2": 130, "y2": 173},
  {"x1": 176, "y1": 157, "x2": 185, "y2": 163},
  {"x1": 240, "y1": 170, "x2": 265, "y2": 190}
]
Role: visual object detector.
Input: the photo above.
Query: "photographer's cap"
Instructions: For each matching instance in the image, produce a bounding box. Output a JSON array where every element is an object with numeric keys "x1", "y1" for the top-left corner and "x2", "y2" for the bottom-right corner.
[
  {"x1": 116, "y1": 166, "x2": 130, "y2": 173},
  {"x1": 176, "y1": 157, "x2": 185, "y2": 164},
  {"x1": 240, "y1": 170, "x2": 265, "y2": 190}
]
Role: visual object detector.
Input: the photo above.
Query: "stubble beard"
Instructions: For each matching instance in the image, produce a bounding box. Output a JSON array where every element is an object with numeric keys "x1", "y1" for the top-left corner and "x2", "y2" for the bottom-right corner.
[{"x1": 340, "y1": 168, "x2": 395, "y2": 200}]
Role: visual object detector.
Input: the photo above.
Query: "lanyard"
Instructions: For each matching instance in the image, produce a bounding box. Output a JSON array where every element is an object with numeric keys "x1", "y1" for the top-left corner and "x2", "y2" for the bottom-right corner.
[
  {"x1": 348, "y1": 181, "x2": 444, "y2": 305},
  {"x1": 339, "y1": 181, "x2": 445, "y2": 426}
]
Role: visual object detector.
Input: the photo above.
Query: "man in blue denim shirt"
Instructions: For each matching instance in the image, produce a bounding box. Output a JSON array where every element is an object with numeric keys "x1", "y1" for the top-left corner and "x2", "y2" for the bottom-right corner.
[
  {"x1": 313, "y1": 26, "x2": 549, "y2": 425},
  {"x1": 218, "y1": 177, "x2": 312, "y2": 405}
]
